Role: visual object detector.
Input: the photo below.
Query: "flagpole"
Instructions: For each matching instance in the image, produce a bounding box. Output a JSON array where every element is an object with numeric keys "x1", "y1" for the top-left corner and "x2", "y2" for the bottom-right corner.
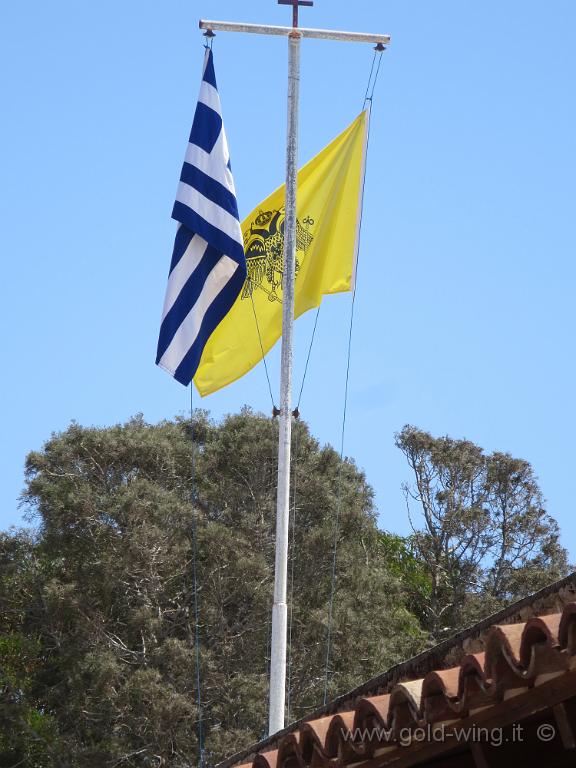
[
  {"x1": 268, "y1": 26, "x2": 300, "y2": 737},
  {"x1": 198, "y1": 7, "x2": 389, "y2": 736}
]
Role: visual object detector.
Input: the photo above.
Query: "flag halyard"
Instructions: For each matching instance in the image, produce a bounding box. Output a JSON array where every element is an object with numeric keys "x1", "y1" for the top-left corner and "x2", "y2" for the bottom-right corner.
[{"x1": 156, "y1": 49, "x2": 246, "y2": 386}]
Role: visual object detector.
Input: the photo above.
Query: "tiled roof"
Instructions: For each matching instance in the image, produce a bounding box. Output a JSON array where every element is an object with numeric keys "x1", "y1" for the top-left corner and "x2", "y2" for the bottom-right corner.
[{"x1": 221, "y1": 580, "x2": 576, "y2": 768}]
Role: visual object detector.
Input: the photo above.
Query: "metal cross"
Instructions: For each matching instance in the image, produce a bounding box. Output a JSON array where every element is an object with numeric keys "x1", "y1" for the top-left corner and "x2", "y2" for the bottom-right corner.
[{"x1": 278, "y1": 0, "x2": 313, "y2": 28}]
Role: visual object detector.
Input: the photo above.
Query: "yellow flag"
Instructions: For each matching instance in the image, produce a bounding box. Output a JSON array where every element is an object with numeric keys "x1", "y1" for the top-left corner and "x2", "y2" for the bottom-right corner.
[{"x1": 194, "y1": 110, "x2": 368, "y2": 396}]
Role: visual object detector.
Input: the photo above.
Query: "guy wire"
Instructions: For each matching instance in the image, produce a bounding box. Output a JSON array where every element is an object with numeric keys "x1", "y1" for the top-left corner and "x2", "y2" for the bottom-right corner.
[
  {"x1": 250, "y1": 285, "x2": 277, "y2": 410},
  {"x1": 323, "y1": 48, "x2": 383, "y2": 703},
  {"x1": 190, "y1": 385, "x2": 205, "y2": 766},
  {"x1": 298, "y1": 46, "x2": 384, "y2": 414},
  {"x1": 367, "y1": 49, "x2": 384, "y2": 104},
  {"x1": 362, "y1": 49, "x2": 378, "y2": 108},
  {"x1": 296, "y1": 306, "x2": 321, "y2": 409}
]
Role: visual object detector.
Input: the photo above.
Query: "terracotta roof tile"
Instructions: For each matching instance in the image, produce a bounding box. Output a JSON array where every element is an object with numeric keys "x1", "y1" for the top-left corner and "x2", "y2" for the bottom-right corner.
[
  {"x1": 325, "y1": 712, "x2": 356, "y2": 760},
  {"x1": 559, "y1": 602, "x2": 576, "y2": 650},
  {"x1": 421, "y1": 667, "x2": 460, "y2": 699},
  {"x1": 220, "y1": 601, "x2": 576, "y2": 768},
  {"x1": 254, "y1": 753, "x2": 276, "y2": 768},
  {"x1": 355, "y1": 694, "x2": 391, "y2": 728}
]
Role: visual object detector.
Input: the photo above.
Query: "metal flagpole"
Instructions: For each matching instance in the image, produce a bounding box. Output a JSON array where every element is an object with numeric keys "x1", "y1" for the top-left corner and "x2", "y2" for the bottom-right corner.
[
  {"x1": 268, "y1": 10, "x2": 301, "y2": 736},
  {"x1": 199, "y1": 2, "x2": 389, "y2": 736}
]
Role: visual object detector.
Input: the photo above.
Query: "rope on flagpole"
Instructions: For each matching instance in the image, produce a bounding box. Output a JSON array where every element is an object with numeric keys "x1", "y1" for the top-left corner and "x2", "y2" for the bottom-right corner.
[
  {"x1": 295, "y1": 306, "x2": 321, "y2": 411},
  {"x1": 249, "y1": 286, "x2": 277, "y2": 411},
  {"x1": 295, "y1": 45, "x2": 386, "y2": 415},
  {"x1": 189, "y1": 385, "x2": 205, "y2": 767},
  {"x1": 362, "y1": 50, "x2": 378, "y2": 107},
  {"x1": 362, "y1": 43, "x2": 385, "y2": 109},
  {"x1": 323, "y1": 46, "x2": 384, "y2": 703}
]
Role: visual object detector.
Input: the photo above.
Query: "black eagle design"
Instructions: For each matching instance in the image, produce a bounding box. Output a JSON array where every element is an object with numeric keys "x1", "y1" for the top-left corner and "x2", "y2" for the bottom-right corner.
[{"x1": 242, "y1": 208, "x2": 314, "y2": 302}]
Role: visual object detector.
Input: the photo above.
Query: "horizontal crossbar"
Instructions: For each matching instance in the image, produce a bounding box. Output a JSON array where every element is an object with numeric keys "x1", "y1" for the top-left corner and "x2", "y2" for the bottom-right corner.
[{"x1": 199, "y1": 20, "x2": 390, "y2": 44}]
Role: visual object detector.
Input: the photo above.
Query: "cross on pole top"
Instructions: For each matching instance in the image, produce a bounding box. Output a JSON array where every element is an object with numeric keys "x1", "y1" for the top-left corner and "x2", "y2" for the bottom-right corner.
[{"x1": 278, "y1": 0, "x2": 313, "y2": 28}]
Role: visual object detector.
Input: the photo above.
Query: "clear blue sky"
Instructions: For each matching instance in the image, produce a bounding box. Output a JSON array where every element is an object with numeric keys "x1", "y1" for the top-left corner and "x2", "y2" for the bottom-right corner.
[{"x1": 2, "y1": 1, "x2": 575, "y2": 559}]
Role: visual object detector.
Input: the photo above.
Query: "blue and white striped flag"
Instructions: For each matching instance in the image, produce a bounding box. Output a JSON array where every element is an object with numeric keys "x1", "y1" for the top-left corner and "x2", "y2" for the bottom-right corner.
[{"x1": 156, "y1": 49, "x2": 246, "y2": 386}]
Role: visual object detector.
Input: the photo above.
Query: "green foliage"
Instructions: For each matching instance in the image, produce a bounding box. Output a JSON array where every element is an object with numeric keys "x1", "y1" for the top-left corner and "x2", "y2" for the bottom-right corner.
[
  {"x1": 0, "y1": 533, "x2": 59, "y2": 767},
  {"x1": 0, "y1": 411, "x2": 425, "y2": 767},
  {"x1": 1, "y1": 414, "x2": 568, "y2": 765},
  {"x1": 395, "y1": 425, "x2": 570, "y2": 639},
  {"x1": 375, "y1": 532, "x2": 432, "y2": 618}
]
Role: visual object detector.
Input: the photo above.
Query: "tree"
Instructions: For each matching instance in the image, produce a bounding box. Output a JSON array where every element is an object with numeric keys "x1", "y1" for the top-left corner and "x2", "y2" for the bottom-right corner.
[
  {"x1": 1, "y1": 411, "x2": 425, "y2": 767},
  {"x1": 395, "y1": 425, "x2": 569, "y2": 639},
  {"x1": 0, "y1": 531, "x2": 60, "y2": 767}
]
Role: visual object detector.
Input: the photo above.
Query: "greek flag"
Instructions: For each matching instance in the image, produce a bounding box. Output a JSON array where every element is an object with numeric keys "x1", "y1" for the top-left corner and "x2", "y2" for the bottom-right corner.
[{"x1": 156, "y1": 49, "x2": 246, "y2": 386}]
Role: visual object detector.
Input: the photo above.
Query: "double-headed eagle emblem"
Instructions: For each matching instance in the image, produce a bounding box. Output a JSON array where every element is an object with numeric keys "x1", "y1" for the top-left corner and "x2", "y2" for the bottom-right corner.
[{"x1": 242, "y1": 208, "x2": 315, "y2": 302}]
